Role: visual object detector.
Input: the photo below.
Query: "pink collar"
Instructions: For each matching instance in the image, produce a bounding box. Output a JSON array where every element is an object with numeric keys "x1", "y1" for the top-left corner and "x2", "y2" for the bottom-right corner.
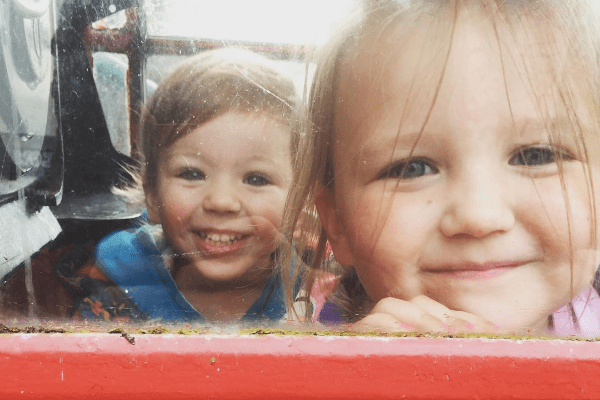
[{"x1": 552, "y1": 285, "x2": 600, "y2": 338}]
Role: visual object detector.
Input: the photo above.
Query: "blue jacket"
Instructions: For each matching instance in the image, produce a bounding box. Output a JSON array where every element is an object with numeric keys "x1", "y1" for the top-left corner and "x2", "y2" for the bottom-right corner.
[{"x1": 80, "y1": 223, "x2": 289, "y2": 322}]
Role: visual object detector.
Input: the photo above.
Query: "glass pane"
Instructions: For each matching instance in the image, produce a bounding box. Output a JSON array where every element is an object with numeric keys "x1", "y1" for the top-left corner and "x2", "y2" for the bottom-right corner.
[{"x1": 146, "y1": 55, "x2": 307, "y2": 96}]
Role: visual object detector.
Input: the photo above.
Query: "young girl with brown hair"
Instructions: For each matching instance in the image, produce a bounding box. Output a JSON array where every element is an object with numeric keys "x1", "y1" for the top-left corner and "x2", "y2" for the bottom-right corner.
[{"x1": 61, "y1": 48, "x2": 301, "y2": 323}]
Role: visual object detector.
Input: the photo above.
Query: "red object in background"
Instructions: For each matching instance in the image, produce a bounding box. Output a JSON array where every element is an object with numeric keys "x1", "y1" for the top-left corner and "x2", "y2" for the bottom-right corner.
[{"x1": 0, "y1": 333, "x2": 599, "y2": 399}]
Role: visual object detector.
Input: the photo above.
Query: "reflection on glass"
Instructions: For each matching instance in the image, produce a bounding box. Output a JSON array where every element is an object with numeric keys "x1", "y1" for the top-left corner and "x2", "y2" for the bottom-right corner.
[
  {"x1": 146, "y1": 55, "x2": 306, "y2": 94},
  {"x1": 0, "y1": 0, "x2": 62, "y2": 313},
  {"x1": 93, "y1": 53, "x2": 132, "y2": 156},
  {"x1": 145, "y1": 0, "x2": 359, "y2": 45}
]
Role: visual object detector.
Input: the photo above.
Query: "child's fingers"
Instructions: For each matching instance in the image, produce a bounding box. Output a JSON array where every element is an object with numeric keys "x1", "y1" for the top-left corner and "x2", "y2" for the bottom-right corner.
[
  {"x1": 369, "y1": 297, "x2": 447, "y2": 332},
  {"x1": 409, "y1": 295, "x2": 476, "y2": 332},
  {"x1": 350, "y1": 312, "x2": 414, "y2": 333},
  {"x1": 445, "y1": 310, "x2": 499, "y2": 333},
  {"x1": 408, "y1": 295, "x2": 495, "y2": 332},
  {"x1": 348, "y1": 296, "x2": 503, "y2": 334},
  {"x1": 354, "y1": 296, "x2": 501, "y2": 334},
  {"x1": 409, "y1": 295, "x2": 452, "y2": 319}
]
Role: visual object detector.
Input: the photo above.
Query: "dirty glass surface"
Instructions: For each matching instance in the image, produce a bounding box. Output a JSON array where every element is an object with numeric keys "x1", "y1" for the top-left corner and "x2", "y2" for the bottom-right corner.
[
  {"x1": 3, "y1": 0, "x2": 599, "y2": 342},
  {"x1": 0, "y1": 0, "x2": 359, "y2": 327},
  {"x1": 0, "y1": 0, "x2": 62, "y2": 319}
]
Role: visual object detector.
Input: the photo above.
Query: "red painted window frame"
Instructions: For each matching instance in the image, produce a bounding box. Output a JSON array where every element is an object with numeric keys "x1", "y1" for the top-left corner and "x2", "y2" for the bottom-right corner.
[{"x1": 1, "y1": 333, "x2": 599, "y2": 399}]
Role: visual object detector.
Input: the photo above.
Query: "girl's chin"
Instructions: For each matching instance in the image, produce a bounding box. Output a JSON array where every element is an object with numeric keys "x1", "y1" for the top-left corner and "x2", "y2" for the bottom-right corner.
[
  {"x1": 188, "y1": 259, "x2": 273, "y2": 284},
  {"x1": 193, "y1": 266, "x2": 254, "y2": 282},
  {"x1": 453, "y1": 305, "x2": 550, "y2": 334}
]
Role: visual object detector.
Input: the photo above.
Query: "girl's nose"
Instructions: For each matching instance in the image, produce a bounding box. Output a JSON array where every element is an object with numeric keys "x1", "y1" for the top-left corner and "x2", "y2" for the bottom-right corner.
[
  {"x1": 439, "y1": 172, "x2": 515, "y2": 238},
  {"x1": 201, "y1": 180, "x2": 242, "y2": 214}
]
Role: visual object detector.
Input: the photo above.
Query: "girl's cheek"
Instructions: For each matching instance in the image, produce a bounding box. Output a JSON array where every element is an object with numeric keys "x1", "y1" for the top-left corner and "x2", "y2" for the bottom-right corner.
[
  {"x1": 532, "y1": 174, "x2": 596, "y2": 288},
  {"x1": 356, "y1": 191, "x2": 434, "y2": 240},
  {"x1": 527, "y1": 176, "x2": 581, "y2": 223},
  {"x1": 162, "y1": 197, "x2": 196, "y2": 226},
  {"x1": 250, "y1": 192, "x2": 287, "y2": 225}
]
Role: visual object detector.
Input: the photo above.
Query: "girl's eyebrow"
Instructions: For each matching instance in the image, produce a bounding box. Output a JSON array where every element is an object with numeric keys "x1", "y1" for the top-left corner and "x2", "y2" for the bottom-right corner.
[
  {"x1": 515, "y1": 118, "x2": 574, "y2": 137},
  {"x1": 244, "y1": 154, "x2": 282, "y2": 162},
  {"x1": 164, "y1": 152, "x2": 203, "y2": 163},
  {"x1": 359, "y1": 119, "x2": 577, "y2": 156},
  {"x1": 164, "y1": 147, "x2": 201, "y2": 156},
  {"x1": 164, "y1": 152, "x2": 211, "y2": 168},
  {"x1": 360, "y1": 129, "x2": 432, "y2": 158}
]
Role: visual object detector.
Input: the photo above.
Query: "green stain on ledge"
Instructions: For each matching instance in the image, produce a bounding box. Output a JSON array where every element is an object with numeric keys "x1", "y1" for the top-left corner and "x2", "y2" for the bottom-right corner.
[{"x1": 0, "y1": 323, "x2": 598, "y2": 341}]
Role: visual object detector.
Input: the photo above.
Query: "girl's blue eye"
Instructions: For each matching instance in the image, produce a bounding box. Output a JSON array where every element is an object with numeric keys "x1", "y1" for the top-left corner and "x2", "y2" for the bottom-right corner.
[
  {"x1": 177, "y1": 169, "x2": 205, "y2": 181},
  {"x1": 379, "y1": 159, "x2": 437, "y2": 180},
  {"x1": 509, "y1": 146, "x2": 571, "y2": 166},
  {"x1": 244, "y1": 173, "x2": 271, "y2": 187}
]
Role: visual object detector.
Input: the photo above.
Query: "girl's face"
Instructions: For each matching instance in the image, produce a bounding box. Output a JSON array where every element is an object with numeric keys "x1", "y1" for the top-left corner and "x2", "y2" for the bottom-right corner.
[
  {"x1": 147, "y1": 111, "x2": 292, "y2": 289},
  {"x1": 318, "y1": 20, "x2": 599, "y2": 331}
]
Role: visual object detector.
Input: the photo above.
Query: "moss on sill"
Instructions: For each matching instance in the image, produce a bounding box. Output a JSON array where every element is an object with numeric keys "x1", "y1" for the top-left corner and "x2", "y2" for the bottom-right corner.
[{"x1": 0, "y1": 322, "x2": 598, "y2": 342}]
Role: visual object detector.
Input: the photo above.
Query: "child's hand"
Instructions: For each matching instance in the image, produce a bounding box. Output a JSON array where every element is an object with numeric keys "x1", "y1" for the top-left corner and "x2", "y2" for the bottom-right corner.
[{"x1": 350, "y1": 295, "x2": 498, "y2": 334}]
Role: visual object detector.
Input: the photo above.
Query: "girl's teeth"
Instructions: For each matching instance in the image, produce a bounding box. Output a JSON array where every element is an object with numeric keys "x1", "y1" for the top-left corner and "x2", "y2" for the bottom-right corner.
[{"x1": 202, "y1": 232, "x2": 242, "y2": 243}]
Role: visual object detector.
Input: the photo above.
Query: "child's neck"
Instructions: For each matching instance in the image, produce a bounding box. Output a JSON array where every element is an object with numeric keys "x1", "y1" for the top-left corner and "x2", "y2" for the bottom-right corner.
[
  {"x1": 172, "y1": 259, "x2": 273, "y2": 323},
  {"x1": 178, "y1": 287, "x2": 265, "y2": 323}
]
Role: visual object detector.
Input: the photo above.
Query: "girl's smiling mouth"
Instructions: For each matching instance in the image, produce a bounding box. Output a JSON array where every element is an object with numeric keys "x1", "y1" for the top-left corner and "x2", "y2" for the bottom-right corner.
[
  {"x1": 195, "y1": 231, "x2": 250, "y2": 254},
  {"x1": 423, "y1": 260, "x2": 531, "y2": 280},
  {"x1": 200, "y1": 231, "x2": 246, "y2": 245}
]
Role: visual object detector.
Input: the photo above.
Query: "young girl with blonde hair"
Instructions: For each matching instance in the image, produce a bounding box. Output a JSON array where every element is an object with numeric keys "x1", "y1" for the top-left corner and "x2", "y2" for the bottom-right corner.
[{"x1": 288, "y1": 0, "x2": 600, "y2": 335}]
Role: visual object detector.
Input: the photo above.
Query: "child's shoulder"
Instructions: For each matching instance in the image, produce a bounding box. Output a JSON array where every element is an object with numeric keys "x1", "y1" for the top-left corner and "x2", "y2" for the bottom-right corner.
[
  {"x1": 95, "y1": 223, "x2": 164, "y2": 280},
  {"x1": 94, "y1": 224, "x2": 201, "y2": 320}
]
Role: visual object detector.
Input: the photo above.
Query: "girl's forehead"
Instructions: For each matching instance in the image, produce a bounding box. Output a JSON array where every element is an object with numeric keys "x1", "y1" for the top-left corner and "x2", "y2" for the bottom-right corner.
[
  {"x1": 333, "y1": 13, "x2": 591, "y2": 146},
  {"x1": 163, "y1": 112, "x2": 290, "y2": 159}
]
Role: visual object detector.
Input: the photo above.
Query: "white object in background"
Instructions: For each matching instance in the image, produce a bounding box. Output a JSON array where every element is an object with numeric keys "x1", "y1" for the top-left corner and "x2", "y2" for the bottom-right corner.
[{"x1": 0, "y1": 201, "x2": 61, "y2": 282}]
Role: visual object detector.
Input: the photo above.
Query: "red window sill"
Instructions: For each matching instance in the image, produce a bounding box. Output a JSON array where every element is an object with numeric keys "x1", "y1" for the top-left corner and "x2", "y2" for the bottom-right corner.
[{"x1": 1, "y1": 333, "x2": 598, "y2": 399}]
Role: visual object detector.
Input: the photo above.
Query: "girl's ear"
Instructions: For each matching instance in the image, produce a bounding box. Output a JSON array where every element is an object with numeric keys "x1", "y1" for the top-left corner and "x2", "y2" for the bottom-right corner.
[
  {"x1": 145, "y1": 190, "x2": 161, "y2": 224},
  {"x1": 315, "y1": 187, "x2": 354, "y2": 266}
]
